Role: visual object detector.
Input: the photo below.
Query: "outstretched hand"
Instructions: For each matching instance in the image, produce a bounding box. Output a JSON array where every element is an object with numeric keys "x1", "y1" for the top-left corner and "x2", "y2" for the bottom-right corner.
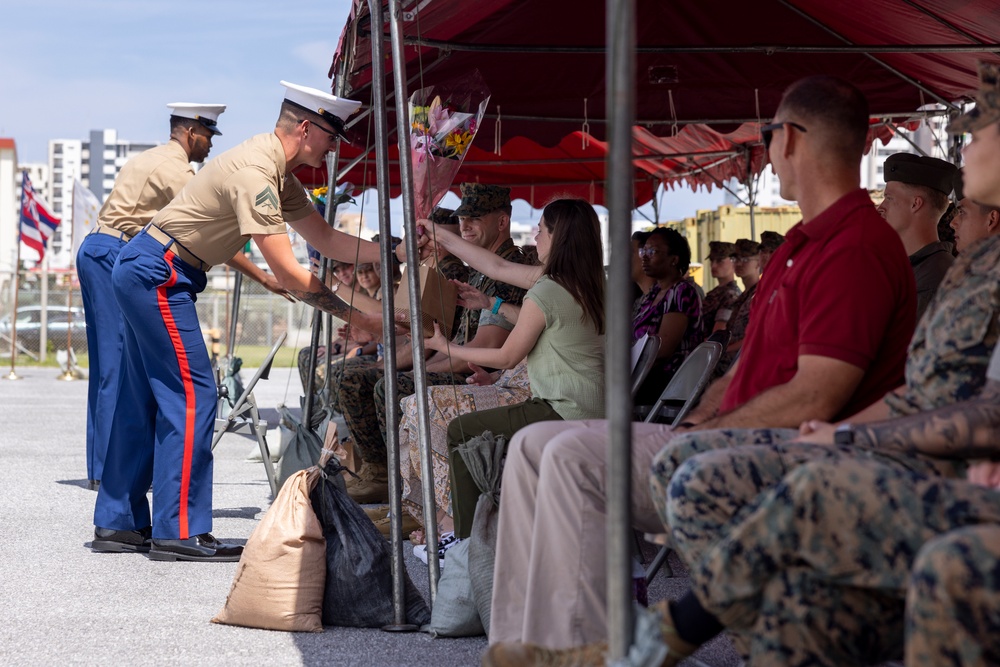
[
  {"x1": 793, "y1": 420, "x2": 837, "y2": 445},
  {"x1": 453, "y1": 280, "x2": 491, "y2": 310},
  {"x1": 420, "y1": 219, "x2": 461, "y2": 254},
  {"x1": 262, "y1": 273, "x2": 296, "y2": 302},
  {"x1": 393, "y1": 227, "x2": 435, "y2": 264},
  {"x1": 424, "y1": 321, "x2": 449, "y2": 352},
  {"x1": 466, "y1": 362, "x2": 499, "y2": 387},
  {"x1": 338, "y1": 323, "x2": 378, "y2": 345}
]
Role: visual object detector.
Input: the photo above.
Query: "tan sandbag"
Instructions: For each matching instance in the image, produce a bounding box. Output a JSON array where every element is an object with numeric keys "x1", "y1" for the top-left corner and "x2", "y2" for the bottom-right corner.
[{"x1": 212, "y1": 468, "x2": 325, "y2": 632}]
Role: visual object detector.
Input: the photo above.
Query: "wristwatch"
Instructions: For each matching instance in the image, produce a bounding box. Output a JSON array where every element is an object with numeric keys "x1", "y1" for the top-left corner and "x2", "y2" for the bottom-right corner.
[{"x1": 833, "y1": 423, "x2": 854, "y2": 445}]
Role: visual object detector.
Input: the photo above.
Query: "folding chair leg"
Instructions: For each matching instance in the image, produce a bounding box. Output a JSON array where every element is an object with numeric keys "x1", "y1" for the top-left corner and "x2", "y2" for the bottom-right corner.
[
  {"x1": 255, "y1": 425, "x2": 277, "y2": 496},
  {"x1": 249, "y1": 402, "x2": 278, "y2": 497},
  {"x1": 645, "y1": 545, "x2": 674, "y2": 583},
  {"x1": 633, "y1": 530, "x2": 648, "y2": 565}
]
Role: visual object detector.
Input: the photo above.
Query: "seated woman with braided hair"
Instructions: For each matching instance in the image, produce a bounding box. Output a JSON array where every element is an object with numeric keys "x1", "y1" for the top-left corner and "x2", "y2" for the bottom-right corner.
[
  {"x1": 417, "y1": 197, "x2": 606, "y2": 561},
  {"x1": 631, "y1": 227, "x2": 704, "y2": 404}
]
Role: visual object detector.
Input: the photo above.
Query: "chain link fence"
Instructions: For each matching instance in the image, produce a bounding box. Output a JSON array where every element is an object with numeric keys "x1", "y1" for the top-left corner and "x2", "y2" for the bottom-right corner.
[{"x1": 0, "y1": 268, "x2": 322, "y2": 363}]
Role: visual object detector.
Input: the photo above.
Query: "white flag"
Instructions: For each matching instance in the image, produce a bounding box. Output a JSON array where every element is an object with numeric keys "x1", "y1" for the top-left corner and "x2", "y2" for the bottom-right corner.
[{"x1": 71, "y1": 180, "x2": 102, "y2": 262}]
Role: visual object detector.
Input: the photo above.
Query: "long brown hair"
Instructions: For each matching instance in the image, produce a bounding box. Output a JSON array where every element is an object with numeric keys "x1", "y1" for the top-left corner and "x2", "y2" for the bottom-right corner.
[{"x1": 540, "y1": 198, "x2": 605, "y2": 334}]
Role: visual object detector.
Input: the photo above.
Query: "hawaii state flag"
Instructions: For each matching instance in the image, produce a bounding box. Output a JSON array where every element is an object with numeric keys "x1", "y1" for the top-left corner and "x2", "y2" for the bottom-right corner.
[{"x1": 19, "y1": 170, "x2": 61, "y2": 262}]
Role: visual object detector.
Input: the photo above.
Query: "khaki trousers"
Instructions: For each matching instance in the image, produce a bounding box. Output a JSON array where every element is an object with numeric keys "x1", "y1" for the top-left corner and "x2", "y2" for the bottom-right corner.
[{"x1": 489, "y1": 419, "x2": 675, "y2": 649}]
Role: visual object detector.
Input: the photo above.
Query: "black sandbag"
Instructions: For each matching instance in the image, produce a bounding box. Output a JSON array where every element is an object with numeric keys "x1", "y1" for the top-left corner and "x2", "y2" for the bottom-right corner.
[{"x1": 310, "y1": 463, "x2": 431, "y2": 628}]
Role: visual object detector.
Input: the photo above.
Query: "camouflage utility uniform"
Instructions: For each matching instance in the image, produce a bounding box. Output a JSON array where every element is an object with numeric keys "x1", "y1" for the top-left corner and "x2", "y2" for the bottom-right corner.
[
  {"x1": 683, "y1": 455, "x2": 1000, "y2": 665},
  {"x1": 907, "y1": 525, "x2": 1000, "y2": 667},
  {"x1": 340, "y1": 239, "x2": 527, "y2": 465},
  {"x1": 699, "y1": 279, "x2": 741, "y2": 339},
  {"x1": 652, "y1": 234, "x2": 1000, "y2": 566},
  {"x1": 714, "y1": 282, "x2": 756, "y2": 377}
]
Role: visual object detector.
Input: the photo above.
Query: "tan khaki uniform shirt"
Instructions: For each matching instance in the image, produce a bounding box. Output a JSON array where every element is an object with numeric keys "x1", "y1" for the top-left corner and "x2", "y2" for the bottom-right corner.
[
  {"x1": 98, "y1": 141, "x2": 194, "y2": 238},
  {"x1": 150, "y1": 133, "x2": 314, "y2": 267}
]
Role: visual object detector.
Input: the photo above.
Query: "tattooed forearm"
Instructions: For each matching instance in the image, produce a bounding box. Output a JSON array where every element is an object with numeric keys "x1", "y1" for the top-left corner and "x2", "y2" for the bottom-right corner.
[
  {"x1": 289, "y1": 286, "x2": 366, "y2": 323},
  {"x1": 856, "y1": 384, "x2": 1000, "y2": 459}
]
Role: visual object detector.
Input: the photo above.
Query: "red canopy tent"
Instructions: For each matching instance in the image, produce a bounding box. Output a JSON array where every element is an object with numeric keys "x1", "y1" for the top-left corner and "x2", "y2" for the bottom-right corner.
[
  {"x1": 304, "y1": 1, "x2": 999, "y2": 203},
  {"x1": 294, "y1": 125, "x2": 768, "y2": 206},
  {"x1": 330, "y1": 0, "x2": 998, "y2": 144}
]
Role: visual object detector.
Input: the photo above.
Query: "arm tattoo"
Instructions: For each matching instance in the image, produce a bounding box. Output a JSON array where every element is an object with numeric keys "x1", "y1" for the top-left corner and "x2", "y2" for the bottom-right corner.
[
  {"x1": 856, "y1": 383, "x2": 1000, "y2": 459},
  {"x1": 288, "y1": 286, "x2": 366, "y2": 322}
]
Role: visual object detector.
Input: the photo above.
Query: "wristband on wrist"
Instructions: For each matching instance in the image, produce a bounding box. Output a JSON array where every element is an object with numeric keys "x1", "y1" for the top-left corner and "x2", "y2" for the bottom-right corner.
[
  {"x1": 833, "y1": 423, "x2": 855, "y2": 445},
  {"x1": 391, "y1": 240, "x2": 403, "y2": 265},
  {"x1": 491, "y1": 296, "x2": 504, "y2": 314}
]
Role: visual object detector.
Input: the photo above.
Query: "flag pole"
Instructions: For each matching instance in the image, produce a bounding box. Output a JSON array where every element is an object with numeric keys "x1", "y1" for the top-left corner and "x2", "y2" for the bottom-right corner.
[
  {"x1": 57, "y1": 183, "x2": 79, "y2": 381},
  {"x1": 5, "y1": 171, "x2": 25, "y2": 380}
]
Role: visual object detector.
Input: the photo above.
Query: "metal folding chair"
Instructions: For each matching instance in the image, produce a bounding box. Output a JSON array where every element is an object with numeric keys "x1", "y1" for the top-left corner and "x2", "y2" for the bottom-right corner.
[
  {"x1": 643, "y1": 339, "x2": 724, "y2": 582},
  {"x1": 643, "y1": 340, "x2": 723, "y2": 427},
  {"x1": 629, "y1": 334, "x2": 661, "y2": 398},
  {"x1": 211, "y1": 331, "x2": 287, "y2": 496}
]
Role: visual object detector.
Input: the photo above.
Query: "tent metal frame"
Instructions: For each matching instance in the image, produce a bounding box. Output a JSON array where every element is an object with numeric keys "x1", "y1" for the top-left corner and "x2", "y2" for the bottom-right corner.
[{"x1": 329, "y1": 0, "x2": 975, "y2": 657}]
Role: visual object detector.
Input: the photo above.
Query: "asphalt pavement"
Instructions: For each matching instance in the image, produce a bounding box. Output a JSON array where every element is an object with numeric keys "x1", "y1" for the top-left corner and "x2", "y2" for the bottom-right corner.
[{"x1": 0, "y1": 364, "x2": 739, "y2": 667}]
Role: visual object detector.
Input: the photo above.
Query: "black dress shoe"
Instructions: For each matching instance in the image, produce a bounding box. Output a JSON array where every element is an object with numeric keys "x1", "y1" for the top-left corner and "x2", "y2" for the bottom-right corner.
[
  {"x1": 92, "y1": 526, "x2": 152, "y2": 553},
  {"x1": 147, "y1": 533, "x2": 243, "y2": 562}
]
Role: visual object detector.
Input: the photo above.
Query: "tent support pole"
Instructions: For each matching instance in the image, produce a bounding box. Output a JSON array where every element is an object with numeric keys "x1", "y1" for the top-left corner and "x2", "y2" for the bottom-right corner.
[
  {"x1": 369, "y1": 0, "x2": 419, "y2": 631},
  {"x1": 748, "y1": 155, "x2": 757, "y2": 240},
  {"x1": 388, "y1": 0, "x2": 442, "y2": 602},
  {"x1": 606, "y1": 0, "x2": 636, "y2": 660}
]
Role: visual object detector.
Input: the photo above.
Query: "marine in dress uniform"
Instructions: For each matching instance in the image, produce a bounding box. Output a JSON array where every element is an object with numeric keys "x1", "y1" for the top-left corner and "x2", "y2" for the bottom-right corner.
[
  {"x1": 92, "y1": 82, "x2": 387, "y2": 562},
  {"x1": 77, "y1": 103, "x2": 225, "y2": 491}
]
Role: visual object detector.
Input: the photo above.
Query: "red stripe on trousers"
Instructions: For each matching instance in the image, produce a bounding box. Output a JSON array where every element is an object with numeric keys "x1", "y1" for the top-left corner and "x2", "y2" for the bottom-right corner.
[{"x1": 155, "y1": 250, "x2": 195, "y2": 540}]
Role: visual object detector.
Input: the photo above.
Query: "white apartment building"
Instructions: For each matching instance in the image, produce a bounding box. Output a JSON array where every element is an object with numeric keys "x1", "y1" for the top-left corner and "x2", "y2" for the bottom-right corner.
[
  {"x1": 0, "y1": 138, "x2": 18, "y2": 278},
  {"x1": 47, "y1": 130, "x2": 158, "y2": 267},
  {"x1": 727, "y1": 116, "x2": 953, "y2": 208}
]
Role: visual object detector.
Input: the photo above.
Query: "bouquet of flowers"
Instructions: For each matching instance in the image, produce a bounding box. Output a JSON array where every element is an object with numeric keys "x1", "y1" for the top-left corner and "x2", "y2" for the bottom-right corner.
[
  {"x1": 409, "y1": 71, "x2": 491, "y2": 218},
  {"x1": 308, "y1": 183, "x2": 355, "y2": 220}
]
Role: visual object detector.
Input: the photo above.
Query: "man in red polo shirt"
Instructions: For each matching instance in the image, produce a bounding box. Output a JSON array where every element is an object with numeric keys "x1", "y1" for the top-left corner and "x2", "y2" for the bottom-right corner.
[{"x1": 484, "y1": 75, "x2": 916, "y2": 662}]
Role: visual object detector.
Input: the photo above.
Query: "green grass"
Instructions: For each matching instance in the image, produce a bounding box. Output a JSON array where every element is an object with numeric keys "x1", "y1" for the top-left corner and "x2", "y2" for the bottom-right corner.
[
  {"x1": 226, "y1": 344, "x2": 300, "y2": 369},
  {"x1": 7, "y1": 345, "x2": 302, "y2": 370},
  {"x1": 2, "y1": 351, "x2": 89, "y2": 368}
]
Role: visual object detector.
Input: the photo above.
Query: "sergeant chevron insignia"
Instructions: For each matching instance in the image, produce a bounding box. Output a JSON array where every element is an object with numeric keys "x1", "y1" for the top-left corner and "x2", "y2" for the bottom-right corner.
[{"x1": 255, "y1": 185, "x2": 279, "y2": 212}]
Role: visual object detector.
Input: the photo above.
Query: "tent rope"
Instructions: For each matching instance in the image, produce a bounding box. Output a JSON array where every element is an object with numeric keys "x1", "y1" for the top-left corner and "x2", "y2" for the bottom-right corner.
[
  {"x1": 494, "y1": 105, "x2": 503, "y2": 155},
  {"x1": 668, "y1": 90, "x2": 678, "y2": 136}
]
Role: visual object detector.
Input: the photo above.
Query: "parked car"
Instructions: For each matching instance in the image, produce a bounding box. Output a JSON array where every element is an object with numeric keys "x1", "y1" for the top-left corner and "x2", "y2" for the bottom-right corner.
[{"x1": 0, "y1": 305, "x2": 88, "y2": 353}]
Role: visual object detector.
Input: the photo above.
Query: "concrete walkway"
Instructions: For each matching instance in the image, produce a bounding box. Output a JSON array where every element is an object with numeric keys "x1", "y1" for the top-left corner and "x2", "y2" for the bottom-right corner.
[{"x1": 0, "y1": 365, "x2": 738, "y2": 667}]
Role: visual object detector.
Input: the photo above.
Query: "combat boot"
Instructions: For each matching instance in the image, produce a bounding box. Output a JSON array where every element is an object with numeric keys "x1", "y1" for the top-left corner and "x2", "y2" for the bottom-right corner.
[
  {"x1": 481, "y1": 599, "x2": 694, "y2": 667},
  {"x1": 371, "y1": 512, "x2": 422, "y2": 539},
  {"x1": 345, "y1": 461, "x2": 390, "y2": 503},
  {"x1": 362, "y1": 504, "x2": 390, "y2": 521},
  {"x1": 482, "y1": 641, "x2": 609, "y2": 667}
]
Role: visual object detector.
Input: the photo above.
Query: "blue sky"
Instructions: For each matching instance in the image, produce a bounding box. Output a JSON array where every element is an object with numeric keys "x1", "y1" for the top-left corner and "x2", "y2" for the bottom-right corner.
[{"x1": 0, "y1": 0, "x2": 723, "y2": 229}]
